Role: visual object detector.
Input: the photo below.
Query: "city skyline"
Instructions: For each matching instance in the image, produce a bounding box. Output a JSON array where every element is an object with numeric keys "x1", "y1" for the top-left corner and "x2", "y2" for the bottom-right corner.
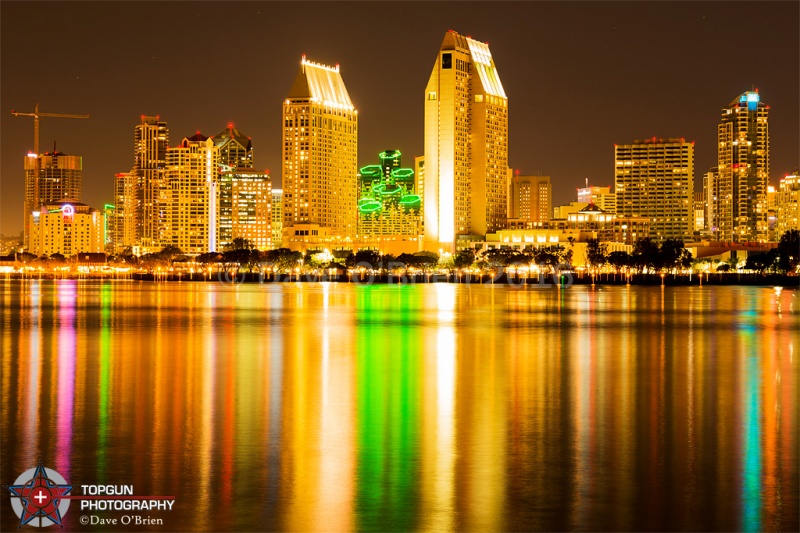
[{"x1": 1, "y1": 1, "x2": 798, "y2": 235}]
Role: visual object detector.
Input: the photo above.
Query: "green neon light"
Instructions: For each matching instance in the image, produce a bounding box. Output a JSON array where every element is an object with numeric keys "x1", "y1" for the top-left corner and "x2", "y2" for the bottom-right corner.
[
  {"x1": 104, "y1": 204, "x2": 115, "y2": 210},
  {"x1": 391, "y1": 168, "x2": 414, "y2": 180},
  {"x1": 379, "y1": 150, "x2": 401, "y2": 161},
  {"x1": 399, "y1": 195, "x2": 421, "y2": 205},
  {"x1": 358, "y1": 201, "x2": 383, "y2": 214},
  {"x1": 373, "y1": 183, "x2": 402, "y2": 196},
  {"x1": 359, "y1": 165, "x2": 383, "y2": 179}
]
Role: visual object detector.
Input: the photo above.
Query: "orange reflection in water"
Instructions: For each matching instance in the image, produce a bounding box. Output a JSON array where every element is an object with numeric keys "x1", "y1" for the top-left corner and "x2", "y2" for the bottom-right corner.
[{"x1": 0, "y1": 281, "x2": 797, "y2": 532}]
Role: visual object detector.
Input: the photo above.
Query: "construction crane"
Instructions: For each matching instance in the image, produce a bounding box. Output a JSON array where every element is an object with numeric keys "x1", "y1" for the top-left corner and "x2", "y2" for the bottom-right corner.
[
  {"x1": 11, "y1": 103, "x2": 89, "y2": 157},
  {"x1": 11, "y1": 103, "x2": 89, "y2": 248}
]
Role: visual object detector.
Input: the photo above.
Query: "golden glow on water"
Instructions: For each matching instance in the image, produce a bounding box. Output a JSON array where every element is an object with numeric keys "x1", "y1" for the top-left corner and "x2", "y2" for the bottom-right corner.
[{"x1": 0, "y1": 281, "x2": 798, "y2": 532}]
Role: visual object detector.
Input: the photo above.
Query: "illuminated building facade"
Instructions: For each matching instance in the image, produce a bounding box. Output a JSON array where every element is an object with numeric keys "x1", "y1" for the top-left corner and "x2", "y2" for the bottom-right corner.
[
  {"x1": 552, "y1": 201, "x2": 589, "y2": 220},
  {"x1": 717, "y1": 91, "x2": 769, "y2": 242},
  {"x1": 508, "y1": 174, "x2": 551, "y2": 225},
  {"x1": 113, "y1": 171, "x2": 137, "y2": 252},
  {"x1": 358, "y1": 150, "x2": 421, "y2": 237},
  {"x1": 218, "y1": 169, "x2": 272, "y2": 250},
  {"x1": 164, "y1": 134, "x2": 219, "y2": 254},
  {"x1": 424, "y1": 30, "x2": 509, "y2": 252},
  {"x1": 133, "y1": 116, "x2": 169, "y2": 252},
  {"x1": 28, "y1": 201, "x2": 104, "y2": 256},
  {"x1": 213, "y1": 124, "x2": 253, "y2": 169},
  {"x1": 414, "y1": 156, "x2": 425, "y2": 210},
  {"x1": 615, "y1": 138, "x2": 694, "y2": 241},
  {"x1": 577, "y1": 185, "x2": 615, "y2": 214},
  {"x1": 703, "y1": 167, "x2": 720, "y2": 236},
  {"x1": 271, "y1": 189, "x2": 283, "y2": 248},
  {"x1": 693, "y1": 191, "x2": 705, "y2": 232},
  {"x1": 23, "y1": 151, "x2": 82, "y2": 250},
  {"x1": 775, "y1": 172, "x2": 799, "y2": 238},
  {"x1": 282, "y1": 56, "x2": 358, "y2": 239}
]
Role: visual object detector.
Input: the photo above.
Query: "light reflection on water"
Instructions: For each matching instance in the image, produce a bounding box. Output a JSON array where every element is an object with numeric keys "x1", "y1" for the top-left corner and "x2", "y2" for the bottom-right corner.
[{"x1": 0, "y1": 280, "x2": 797, "y2": 532}]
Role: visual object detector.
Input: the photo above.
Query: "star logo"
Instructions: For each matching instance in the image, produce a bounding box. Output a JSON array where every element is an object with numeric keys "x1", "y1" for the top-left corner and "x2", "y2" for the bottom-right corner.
[{"x1": 6, "y1": 462, "x2": 72, "y2": 528}]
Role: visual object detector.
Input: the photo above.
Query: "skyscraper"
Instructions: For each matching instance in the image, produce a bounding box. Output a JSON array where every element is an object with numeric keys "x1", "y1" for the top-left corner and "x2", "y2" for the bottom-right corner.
[
  {"x1": 424, "y1": 30, "x2": 509, "y2": 252},
  {"x1": 218, "y1": 169, "x2": 272, "y2": 250},
  {"x1": 133, "y1": 116, "x2": 169, "y2": 252},
  {"x1": 357, "y1": 150, "x2": 421, "y2": 237},
  {"x1": 271, "y1": 189, "x2": 283, "y2": 248},
  {"x1": 213, "y1": 124, "x2": 254, "y2": 169},
  {"x1": 508, "y1": 174, "x2": 551, "y2": 224},
  {"x1": 615, "y1": 138, "x2": 694, "y2": 241},
  {"x1": 23, "y1": 148, "x2": 83, "y2": 249},
  {"x1": 163, "y1": 134, "x2": 219, "y2": 254},
  {"x1": 775, "y1": 171, "x2": 799, "y2": 238},
  {"x1": 23, "y1": 150, "x2": 82, "y2": 250},
  {"x1": 282, "y1": 56, "x2": 358, "y2": 239},
  {"x1": 703, "y1": 167, "x2": 719, "y2": 236},
  {"x1": 113, "y1": 171, "x2": 137, "y2": 253},
  {"x1": 717, "y1": 91, "x2": 769, "y2": 242}
]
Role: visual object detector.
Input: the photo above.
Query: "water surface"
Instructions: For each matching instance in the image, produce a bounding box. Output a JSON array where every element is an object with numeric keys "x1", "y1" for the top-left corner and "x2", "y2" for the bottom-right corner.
[{"x1": 1, "y1": 280, "x2": 797, "y2": 531}]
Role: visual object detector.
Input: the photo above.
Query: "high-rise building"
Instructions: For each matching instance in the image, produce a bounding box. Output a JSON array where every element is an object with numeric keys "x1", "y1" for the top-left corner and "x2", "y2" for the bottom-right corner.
[
  {"x1": 163, "y1": 134, "x2": 219, "y2": 254},
  {"x1": 414, "y1": 156, "x2": 425, "y2": 210},
  {"x1": 271, "y1": 189, "x2": 283, "y2": 248},
  {"x1": 28, "y1": 201, "x2": 104, "y2": 257},
  {"x1": 703, "y1": 167, "x2": 719, "y2": 236},
  {"x1": 508, "y1": 174, "x2": 551, "y2": 224},
  {"x1": 693, "y1": 191, "x2": 705, "y2": 232},
  {"x1": 717, "y1": 91, "x2": 769, "y2": 242},
  {"x1": 213, "y1": 124, "x2": 254, "y2": 169},
  {"x1": 357, "y1": 150, "x2": 421, "y2": 237},
  {"x1": 113, "y1": 171, "x2": 137, "y2": 253},
  {"x1": 615, "y1": 138, "x2": 694, "y2": 241},
  {"x1": 218, "y1": 169, "x2": 272, "y2": 250},
  {"x1": 775, "y1": 171, "x2": 799, "y2": 238},
  {"x1": 23, "y1": 151, "x2": 82, "y2": 250},
  {"x1": 282, "y1": 56, "x2": 358, "y2": 239},
  {"x1": 133, "y1": 116, "x2": 169, "y2": 252},
  {"x1": 577, "y1": 184, "x2": 616, "y2": 214},
  {"x1": 423, "y1": 30, "x2": 509, "y2": 252}
]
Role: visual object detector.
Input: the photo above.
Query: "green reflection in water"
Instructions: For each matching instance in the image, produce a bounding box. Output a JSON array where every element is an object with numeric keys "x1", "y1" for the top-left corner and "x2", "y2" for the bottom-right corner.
[
  {"x1": 98, "y1": 282, "x2": 112, "y2": 479},
  {"x1": 742, "y1": 332, "x2": 762, "y2": 532},
  {"x1": 356, "y1": 287, "x2": 421, "y2": 531}
]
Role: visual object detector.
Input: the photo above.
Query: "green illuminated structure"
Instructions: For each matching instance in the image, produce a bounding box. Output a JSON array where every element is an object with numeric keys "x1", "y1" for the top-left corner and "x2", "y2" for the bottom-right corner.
[{"x1": 358, "y1": 150, "x2": 421, "y2": 236}]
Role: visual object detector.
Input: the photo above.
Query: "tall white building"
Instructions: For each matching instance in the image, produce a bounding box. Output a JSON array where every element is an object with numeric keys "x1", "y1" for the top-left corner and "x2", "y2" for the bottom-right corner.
[
  {"x1": 423, "y1": 30, "x2": 509, "y2": 252},
  {"x1": 282, "y1": 56, "x2": 358, "y2": 240}
]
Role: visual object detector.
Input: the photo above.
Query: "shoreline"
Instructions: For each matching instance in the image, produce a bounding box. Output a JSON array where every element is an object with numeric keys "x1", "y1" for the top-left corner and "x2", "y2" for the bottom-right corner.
[{"x1": 3, "y1": 272, "x2": 797, "y2": 287}]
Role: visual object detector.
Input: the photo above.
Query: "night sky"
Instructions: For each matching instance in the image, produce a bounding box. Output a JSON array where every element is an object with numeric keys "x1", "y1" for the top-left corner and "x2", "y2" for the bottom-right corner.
[{"x1": 1, "y1": 1, "x2": 797, "y2": 235}]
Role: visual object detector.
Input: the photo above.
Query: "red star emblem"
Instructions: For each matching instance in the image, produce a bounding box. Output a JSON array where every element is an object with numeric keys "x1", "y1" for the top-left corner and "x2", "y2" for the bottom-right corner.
[{"x1": 8, "y1": 464, "x2": 72, "y2": 527}]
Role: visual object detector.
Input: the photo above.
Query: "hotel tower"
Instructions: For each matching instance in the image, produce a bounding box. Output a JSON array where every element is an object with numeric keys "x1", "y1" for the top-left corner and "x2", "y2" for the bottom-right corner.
[
  {"x1": 282, "y1": 56, "x2": 358, "y2": 239},
  {"x1": 423, "y1": 30, "x2": 509, "y2": 252}
]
